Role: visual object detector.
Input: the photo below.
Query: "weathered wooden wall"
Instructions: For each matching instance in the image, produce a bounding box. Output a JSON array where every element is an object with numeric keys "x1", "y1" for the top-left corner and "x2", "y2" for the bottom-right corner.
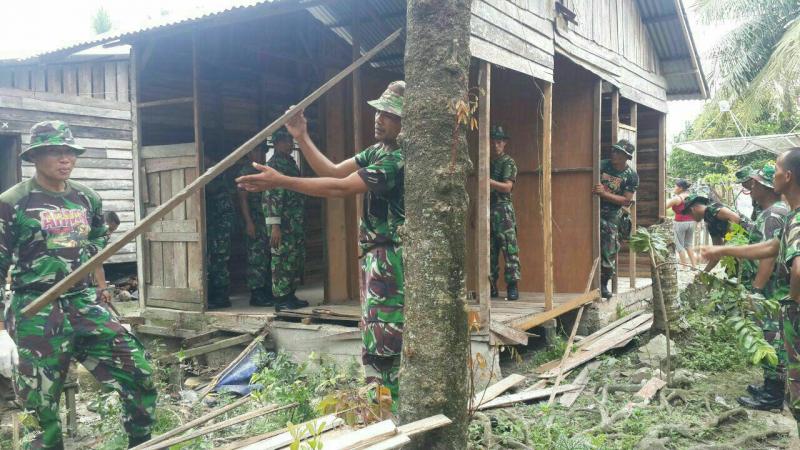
[
  {"x1": 0, "y1": 86, "x2": 136, "y2": 263},
  {"x1": 0, "y1": 59, "x2": 130, "y2": 102}
]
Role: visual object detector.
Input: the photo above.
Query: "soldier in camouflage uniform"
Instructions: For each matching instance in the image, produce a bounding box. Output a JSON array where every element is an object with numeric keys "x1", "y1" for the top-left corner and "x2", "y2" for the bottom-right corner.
[
  {"x1": 683, "y1": 194, "x2": 751, "y2": 271},
  {"x1": 489, "y1": 126, "x2": 521, "y2": 301},
  {"x1": 264, "y1": 129, "x2": 308, "y2": 311},
  {"x1": 238, "y1": 146, "x2": 273, "y2": 307},
  {"x1": 594, "y1": 140, "x2": 638, "y2": 299},
  {"x1": 205, "y1": 154, "x2": 235, "y2": 310},
  {"x1": 0, "y1": 121, "x2": 156, "y2": 449},
  {"x1": 237, "y1": 81, "x2": 405, "y2": 410},
  {"x1": 734, "y1": 164, "x2": 790, "y2": 410}
]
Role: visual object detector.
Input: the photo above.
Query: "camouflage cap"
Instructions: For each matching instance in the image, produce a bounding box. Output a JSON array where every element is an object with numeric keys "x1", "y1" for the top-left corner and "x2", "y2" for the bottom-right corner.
[
  {"x1": 22, "y1": 120, "x2": 85, "y2": 162},
  {"x1": 611, "y1": 139, "x2": 635, "y2": 158},
  {"x1": 367, "y1": 80, "x2": 405, "y2": 117},
  {"x1": 734, "y1": 165, "x2": 754, "y2": 184},
  {"x1": 752, "y1": 163, "x2": 776, "y2": 189},
  {"x1": 681, "y1": 193, "x2": 710, "y2": 214},
  {"x1": 490, "y1": 125, "x2": 510, "y2": 140},
  {"x1": 271, "y1": 128, "x2": 292, "y2": 143}
]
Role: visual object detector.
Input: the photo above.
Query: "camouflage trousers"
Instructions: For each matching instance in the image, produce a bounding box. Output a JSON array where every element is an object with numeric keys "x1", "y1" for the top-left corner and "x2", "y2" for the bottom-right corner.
[
  {"x1": 246, "y1": 224, "x2": 271, "y2": 290},
  {"x1": 490, "y1": 203, "x2": 521, "y2": 284},
  {"x1": 267, "y1": 225, "x2": 304, "y2": 297},
  {"x1": 360, "y1": 245, "x2": 404, "y2": 410},
  {"x1": 782, "y1": 301, "x2": 800, "y2": 420},
  {"x1": 207, "y1": 218, "x2": 233, "y2": 295},
  {"x1": 6, "y1": 289, "x2": 156, "y2": 449},
  {"x1": 758, "y1": 309, "x2": 786, "y2": 383},
  {"x1": 601, "y1": 213, "x2": 621, "y2": 278}
]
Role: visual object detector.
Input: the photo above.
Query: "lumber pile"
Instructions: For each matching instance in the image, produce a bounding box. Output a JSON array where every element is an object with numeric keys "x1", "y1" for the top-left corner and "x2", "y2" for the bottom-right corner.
[{"x1": 536, "y1": 311, "x2": 653, "y2": 378}]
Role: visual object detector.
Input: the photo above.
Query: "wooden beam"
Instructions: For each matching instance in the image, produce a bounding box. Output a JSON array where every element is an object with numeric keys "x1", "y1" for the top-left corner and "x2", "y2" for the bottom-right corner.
[
  {"x1": 159, "y1": 334, "x2": 253, "y2": 363},
  {"x1": 592, "y1": 80, "x2": 601, "y2": 291},
  {"x1": 658, "y1": 113, "x2": 666, "y2": 217},
  {"x1": 541, "y1": 81, "x2": 554, "y2": 310},
  {"x1": 131, "y1": 46, "x2": 148, "y2": 311},
  {"x1": 629, "y1": 102, "x2": 638, "y2": 289},
  {"x1": 478, "y1": 61, "x2": 491, "y2": 331},
  {"x1": 397, "y1": 415, "x2": 452, "y2": 437},
  {"x1": 489, "y1": 320, "x2": 527, "y2": 346},
  {"x1": 138, "y1": 96, "x2": 194, "y2": 109},
  {"x1": 472, "y1": 374, "x2": 526, "y2": 409},
  {"x1": 19, "y1": 28, "x2": 404, "y2": 318},
  {"x1": 508, "y1": 290, "x2": 600, "y2": 332},
  {"x1": 476, "y1": 384, "x2": 579, "y2": 410},
  {"x1": 610, "y1": 89, "x2": 619, "y2": 295}
]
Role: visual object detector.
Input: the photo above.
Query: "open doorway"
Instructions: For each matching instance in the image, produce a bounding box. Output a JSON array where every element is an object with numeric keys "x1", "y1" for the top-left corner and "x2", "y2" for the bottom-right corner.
[{"x1": 0, "y1": 134, "x2": 20, "y2": 192}]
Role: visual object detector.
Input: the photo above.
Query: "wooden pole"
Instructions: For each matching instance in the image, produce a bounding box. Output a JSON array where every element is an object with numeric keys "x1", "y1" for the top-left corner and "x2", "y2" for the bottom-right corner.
[
  {"x1": 592, "y1": 80, "x2": 601, "y2": 291},
  {"x1": 130, "y1": 46, "x2": 148, "y2": 311},
  {"x1": 192, "y1": 32, "x2": 208, "y2": 310},
  {"x1": 658, "y1": 112, "x2": 666, "y2": 218},
  {"x1": 542, "y1": 81, "x2": 554, "y2": 311},
  {"x1": 610, "y1": 89, "x2": 619, "y2": 295},
  {"x1": 629, "y1": 102, "x2": 638, "y2": 289},
  {"x1": 546, "y1": 257, "x2": 599, "y2": 406},
  {"x1": 477, "y1": 61, "x2": 491, "y2": 331},
  {"x1": 20, "y1": 28, "x2": 403, "y2": 318}
]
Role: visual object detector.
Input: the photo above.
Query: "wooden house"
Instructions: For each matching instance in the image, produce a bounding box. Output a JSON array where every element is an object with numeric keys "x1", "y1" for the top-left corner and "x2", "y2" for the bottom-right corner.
[
  {"x1": 28, "y1": 0, "x2": 706, "y2": 348},
  {"x1": 0, "y1": 51, "x2": 136, "y2": 263}
]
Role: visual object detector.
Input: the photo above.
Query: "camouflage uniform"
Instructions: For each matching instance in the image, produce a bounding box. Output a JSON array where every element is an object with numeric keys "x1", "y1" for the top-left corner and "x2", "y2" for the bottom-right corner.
[
  {"x1": 355, "y1": 142, "x2": 405, "y2": 407},
  {"x1": 239, "y1": 164, "x2": 271, "y2": 291},
  {"x1": 205, "y1": 171, "x2": 235, "y2": 302},
  {"x1": 0, "y1": 178, "x2": 156, "y2": 449},
  {"x1": 742, "y1": 201, "x2": 789, "y2": 385},
  {"x1": 600, "y1": 159, "x2": 639, "y2": 279},
  {"x1": 778, "y1": 207, "x2": 800, "y2": 421},
  {"x1": 704, "y1": 202, "x2": 753, "y2": 239},
  {"x1": 263, "y1": 152, "x2": 305, "y2": 297},
  {"x1": 490, "y1": 154, "x2": 521, "y2": 285}
]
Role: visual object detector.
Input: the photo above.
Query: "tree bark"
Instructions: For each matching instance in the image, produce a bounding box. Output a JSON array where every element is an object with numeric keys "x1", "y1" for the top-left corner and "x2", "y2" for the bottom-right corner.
[
  {"x1": 649, "y1": 220, "x2": 680, "y2": 334},
  {"x1": 399, "y1": 0, "x2": 472, "y2": 448}
]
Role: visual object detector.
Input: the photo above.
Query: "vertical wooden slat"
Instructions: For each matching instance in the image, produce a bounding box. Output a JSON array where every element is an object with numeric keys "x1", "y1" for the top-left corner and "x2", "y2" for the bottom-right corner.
[
  {"x1": 0, "y1": 69, "x2": 13, "y2": 88},
  {"x1": 592, "y1": 79, "x2": 602, "y2": 291},
  {"x1": 542, "y1": 81, "x2": 554, "y2": 311},
  {"x1": 658, "y1": 112, "x2": 666, "y2": 218},
  {"x1": 78, "y1": 64, "x2": 92, "y2": 97},
  {"x1": 610, "y1": 89, "x2": 619, "y2": 295},
  {"x1": 192, "y1": 33, "x2": 208, "y2": 310},
  {"x1": 46, "y1": 66, "x2": 62, "y2": 94},
  {"x1": 148, "y1": 172, "x2": 164, "y2": 287},
  {"x1": 91, "y1": 64, "x2": 105, "y2": 98},
  {"x1": 130, "y1": 47, "x2": 148, "y2": 309},
  {"x1": 63, "y1": 66, "x2": 78, "y2": 96},
  {"x1": 172, "y1": 169, "x2": 188, "y2": 288},
  {"x1": 351, "y1": 2, "x2": 363, "y2": 299},
  {"x1": 104, "y1": 62, "x2": 117, "y2": 101},
  {"x1": 477, "y1": 61, "x2": 491, "y2": 329},
  {"x1": 160, "y1": 169, "x2": 175, "y2": 287},
  {"x1": 32, "y1": 69, "x2": 46, "y2": 93},
  {"x1": 117, "y1": 61, "x2": 130, "y2": 102},
  {"x1": 629, "y1": 102, "x2": 638, "y2": 288},
  {"x1": 13, "y1": 68, "x2": 30, "y2": 90},
  {"x1": 186, "y1": 167, "x2": 204, "y2": 292}
]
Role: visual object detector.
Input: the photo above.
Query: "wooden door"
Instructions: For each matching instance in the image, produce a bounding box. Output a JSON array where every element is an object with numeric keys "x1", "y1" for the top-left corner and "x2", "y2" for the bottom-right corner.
[{"x1": 141, "y1": 143, "x2": 205, "y2": 311}]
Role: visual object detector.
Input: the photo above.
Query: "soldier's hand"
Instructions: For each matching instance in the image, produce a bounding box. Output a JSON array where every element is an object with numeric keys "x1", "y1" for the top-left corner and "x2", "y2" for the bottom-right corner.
[
  {"x1": 271, "y1": 225, "x2": 282, "y2": 249},
  {"x1": 236, "y1": 163, "x2": 283, "y2": 192},
  {"x1": 696, "y1": 245, "x2": 718, "y2": 261},
  {"x1": 0, "y1": 330, "x2": 18, "y2": 379},
  {"x1": 592, "y1": 184, "x2": 606, "y2": 196},
  {"x1": 245, "y1": 221, "x2": 256, "y2": 239},
  {"x1": 285, "y1": 107, "x2": 308, "y2": 138},
  {"x1": 97, "y1": 288, "x2": 113, "y2": 304}
]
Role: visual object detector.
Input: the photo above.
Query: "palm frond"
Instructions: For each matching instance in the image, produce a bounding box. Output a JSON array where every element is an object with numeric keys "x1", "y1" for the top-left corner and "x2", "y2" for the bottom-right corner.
[
  {"x1": 691, "y1": 0, "x2": 790, "y2": 24},
  {"x1": 745, "y1": 17, "x2": 800, "y2": 100}
]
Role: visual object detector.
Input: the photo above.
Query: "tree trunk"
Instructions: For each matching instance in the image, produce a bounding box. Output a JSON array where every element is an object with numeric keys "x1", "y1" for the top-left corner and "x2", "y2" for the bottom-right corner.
[
  {"x1": 649, "y1": 220, "x2": 680, "y2": 333},
  {"x1": 399, "y1": 0, "x2": 472, "y2": 448}
]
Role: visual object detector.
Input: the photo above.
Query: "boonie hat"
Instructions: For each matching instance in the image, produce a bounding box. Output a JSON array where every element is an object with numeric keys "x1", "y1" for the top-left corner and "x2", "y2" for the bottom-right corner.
[
  {"x1": 490, "y1": 126, "x2": 510, "y2": 140},
  {"x1": 22, "y1": 120, "x2": 85, "y2": 162},
  {"x1": 682, "y1": 194, "x2": 710, "y2": 214},
  {"x1": 611, "y1": 139, "x2": 635, "y2": 158},
  {"x1": 367, "y1": 80, "x2": 405, "y2": 117},
  {"x1": 752, "y1": 163, "x2": 776, "y2": 189}
]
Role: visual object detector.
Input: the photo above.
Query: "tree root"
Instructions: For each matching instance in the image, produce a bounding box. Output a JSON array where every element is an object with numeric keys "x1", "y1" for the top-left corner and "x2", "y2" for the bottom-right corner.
[
  {"x1": 472, "y1": 412, "x2": 494, "y2": 449},
  {"x1": 499, "y1": 438, "x2": 533, "y2": 450},
  {"x1": 665, "y1": 388, "x2": 691, "y2": 405},
  {"x1": 706, "y1": 407, "x2": 747, "y2": 428},
  {"x1": 607, "y1": 384, "x2": 643, "y2": 394},
  {"x1": 687, "y1": 429, "x2": 790, "y2": 450}
]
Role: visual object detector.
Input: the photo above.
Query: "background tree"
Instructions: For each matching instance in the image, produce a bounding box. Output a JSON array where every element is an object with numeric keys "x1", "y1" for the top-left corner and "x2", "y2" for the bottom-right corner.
[
  {"x1": 91, "y1": 7, "x2": 112, "y2": 35},
  {"x1": 399, "y1": 0, "x2": 472, "y2": 448}
]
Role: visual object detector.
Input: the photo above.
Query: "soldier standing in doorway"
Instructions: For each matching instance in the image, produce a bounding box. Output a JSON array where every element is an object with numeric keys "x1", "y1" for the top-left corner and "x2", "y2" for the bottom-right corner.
[
  {"x1": 205, "y1": 153, "x2": 235, "y2": 310},
  {"x1": 488, "y1": 126, "x2": 521, "y2": 301},
  {"x1": 238, "y1": 146, "x2": 273, "y2": 307},
  {"x1": 593, "y1": 139, "x2": 638, "y2": 299},
  {"x1": 237, "y1": 81, "x2": 406, "y2": 410},
  {"x1": 0, "y1": 121, "x2": 156, "y2": 449},
  {"x1": 264, "y1": 129, "x2": 308, "y2": 312}
]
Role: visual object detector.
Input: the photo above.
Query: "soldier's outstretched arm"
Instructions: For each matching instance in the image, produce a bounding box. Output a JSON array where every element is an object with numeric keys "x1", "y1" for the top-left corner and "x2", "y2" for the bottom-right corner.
[
  {"x1": 286, "y1": 108, "x2": 359, "y2": 178},
  {"x1": 698, "y1": 239, "x2": 779, "y2": 262},
  {"x1": 237, "y1": 163, "x2": 368, "y2": 198}
]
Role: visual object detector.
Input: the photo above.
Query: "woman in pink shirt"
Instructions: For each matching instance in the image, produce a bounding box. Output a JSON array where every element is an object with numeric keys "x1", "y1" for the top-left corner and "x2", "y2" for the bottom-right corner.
[{"x1": 666, "y1": 179, "x2": 696, "y2": 267}]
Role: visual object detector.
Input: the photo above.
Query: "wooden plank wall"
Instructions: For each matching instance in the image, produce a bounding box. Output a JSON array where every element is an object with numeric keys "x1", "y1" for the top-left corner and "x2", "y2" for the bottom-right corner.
[
  {"x1": 0, "y1": 59, "x2": 131, "y2": 102},
  {"x1": 0, "y1": 87, "x2": 135, "y2": 263},
  {"x1": 470, "y1": 0, "x2": 555, "y2": 82}
]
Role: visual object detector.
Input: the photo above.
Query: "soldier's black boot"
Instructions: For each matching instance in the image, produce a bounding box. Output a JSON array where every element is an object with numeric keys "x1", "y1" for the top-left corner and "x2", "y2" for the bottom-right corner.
[
  {"x1": 601, "y1": 276, "x2": 612, "y2": 299},
  {"x1": 208, "y1": 287, "x2": 232, "y2": 310},
  {"x1": 250, "y1": 287, "x2": 274, "y2": 307},
  {"x1": 507, "y1": 282, "x2": 519, "y2": 301},
  {"x1": 746, "y1": 380, "x2": 766, "y2": 396},
  {"x1": 129, "y1": 434, "x2": 151, "y2": 448},
  {"x1": 737, "y1": 378, "x2": 784, "y2": 410},
  {"x1": 274, "y1": 294, "x2": 309, "y2": 312},
  {"x1": 490, "y1": 279, "x2": 499, "y2": 298}
]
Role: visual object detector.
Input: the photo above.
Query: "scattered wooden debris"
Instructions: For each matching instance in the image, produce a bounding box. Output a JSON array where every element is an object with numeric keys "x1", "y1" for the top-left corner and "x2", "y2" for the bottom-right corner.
[
  {"x1": 159, "y1": 333, "x2": 254, "y2": 364},
  {"x1": 276, "y1": 305, "x2": 361, "y2": 323},
  {"x1": 397, "y1": 414, "x2": 452, "y2": 437},
  {"x1": 197, "y1": 328, "x2": 270, "y2": 400},
  {"x1": 490, "y1": 320, "x2": 529, "y2": 346},
  {"x1": 237, "y1": 414, "x2": 343, "y2": 450},
  {"x1": 471, "y1": 374, "x2": 526, "y2": 409},
  {"x1": 537, "y1": 312, "x2": 654, "y2": 378},
  {"x1": 634, "y1": 377, "x2": 667, "y2": 403},
  {"x1": 319, "y1": 420, "x2": 397, "y2": 449},
  {"x1": 558, "y1": 361, "x2": 600, "y2": 408},
  {"x1": 477, "y1": 384, "x2": 579, "y2": 410}
]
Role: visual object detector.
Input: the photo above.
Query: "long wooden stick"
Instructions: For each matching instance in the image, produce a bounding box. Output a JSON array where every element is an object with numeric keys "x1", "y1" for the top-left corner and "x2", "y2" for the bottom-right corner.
[
  {"x1": 547, "y1": 257, "x2": 600, "y2": 406},
  {"x1": 21, "y1": 28, "x2": 403, "y2": 318},
  {"x1": 130, "y1": 394, "x2": 252, "y2": 450},
  {"x1": 197, "y1": 327, "x2": 270, "y2": 401}
]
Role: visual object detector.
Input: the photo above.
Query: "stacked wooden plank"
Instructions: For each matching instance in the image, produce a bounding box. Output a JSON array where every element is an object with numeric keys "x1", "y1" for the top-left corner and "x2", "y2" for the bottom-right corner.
[{"x1": 275, "y1": 305, "x2": 361, "y2": 323}]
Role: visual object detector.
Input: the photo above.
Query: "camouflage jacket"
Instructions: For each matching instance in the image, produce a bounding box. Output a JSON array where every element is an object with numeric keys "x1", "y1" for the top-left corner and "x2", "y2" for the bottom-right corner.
[
  {"x1": 263, "y1": 152, "x2": 304, "y2": 227},
  {"x1": 600, "y1": 159, "x2": 638, "y2": 218},
  {"x1": 777, "y1": 207, "x2": 800, "y2": 301},
  {"x1": 704, "y1": 202, "x2": 753, "y2": 239},
  {"x1": 0, "y1": 178, "x2": 107, "y2": 297},
  {"x1": 490, "y1": 154, "x2": 517, "y2": 206},
  {"x1": 238, "y1": 164, "x2": 266, "y2": 226},
  {"x1": 741, "y1": 201, "x2": 788, "y2": 294},
  {"x1": 354, "y1": 143, "x2": 404, "y2": 251},
  {"x1": 205, "y1": 169, "x2": 235, "y2": 227}
]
